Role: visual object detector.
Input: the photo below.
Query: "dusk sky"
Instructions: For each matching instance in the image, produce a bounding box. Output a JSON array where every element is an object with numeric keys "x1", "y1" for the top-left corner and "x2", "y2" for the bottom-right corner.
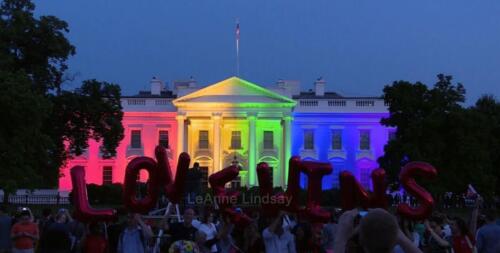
[{"x1": 33, "y1": 0, "x2": 500, "y2": 104}]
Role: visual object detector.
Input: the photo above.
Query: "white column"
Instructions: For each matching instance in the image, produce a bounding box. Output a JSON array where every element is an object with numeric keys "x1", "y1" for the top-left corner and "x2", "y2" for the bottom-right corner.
[
  {"x1": 282, "y1": 115, "x2": 292, "y2": 188},
  {"x1": 248, "y1": 114, "x2": 257, "y2": 186},
  {"x1": 176, "y1": 114, "x2": 186, "y2": 159},
  {"x1": 212, "y1": 113, "x2": 222, "y2": 173}
]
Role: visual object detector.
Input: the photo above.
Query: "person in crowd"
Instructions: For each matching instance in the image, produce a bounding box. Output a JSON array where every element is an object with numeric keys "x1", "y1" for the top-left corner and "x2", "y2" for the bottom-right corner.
[
  {"x1": 10, "y1": 209, "x2": 38, "y2": 253},
  {"x1": 0, "y1": 205, "x2": 12, "y2": 253},
  {"x1": 68, "y1": 215, "x2": 85, "y2": 253},
  {"x1": 185, "y1": 162, "x2": 203, "y2": 205},
  {"x1": 243, "y1": 222, "x2": 264, "y2": 253},
  {"x1": 262, "y1": 211, "x2": 296, "y2": 253},
  {"x1": 165, "y1": 208, "x2": 198, "y2": 243},
  {"x1": 334, "y1": 208, "x2": 422, "y2": 253},
  {"x1": 192, "y1": 210, "x2": 218, "y2": 252},
  {"x1": 195, "y1": 230, "x2": 210, "y2": 253},
  {"x1": 117, "y1": 213, "x2": 153, "y2": 253},
  {"x1": 216, "y1": 215, "x2": 239, "y2": 253},
  {"x1": 321, "y1": 211, "x2": 337, "y2": 253},
  {"x1": 38, "y1": 208, "x2": 53, "y2": 237},
  {"x1": 292, "y1": 223, "x2": 312, "y2": 253},
  {"x1": 82, "y1": 223, "x2": 107, "y2": 253},
  {"x1": 424, "y1": 216, "x2": 451, "y2": 253},
  {"x1": 38, "y1": 209, "x2": 72, "y2": 253},
  {"x1": 394, "y1": 219, "x2": 420, "y2": 253},
  {"x1": 450, "y1": 217, "x2": 475, "y2": 253},
  {"x1": 475, "y1": 209, "x2": 500, "y2": 253}
]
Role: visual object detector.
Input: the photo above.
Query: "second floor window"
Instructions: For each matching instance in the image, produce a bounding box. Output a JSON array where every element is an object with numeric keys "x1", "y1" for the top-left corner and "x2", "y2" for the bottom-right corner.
[
  {"x1": 332, "y1": 130, "x2": 342, "y2": 150},
  {"x1": 159, "y1": 130, "x2": 169, "y2": 149},
  {"x1": 231, "y1": 131, "x2": 241, "y2": 149},
  {"x1": 131, "y1": 130, "x2": 141, "y2": 148},
  {"x1": 304, "y1": 130, "x2": 314, "y2": 150},
  {"x1": 199, "y1": 130, "x2": 209, "y2": 149},
  {"x1": 103, "y1": 166, "x2": 113, "y2": 185},
  {"x1": 264, "y1": 131, "x2": 274, "y2": 149},
  {"x1": 360, "y1": 130, "x2": 371, "y2": 150}
]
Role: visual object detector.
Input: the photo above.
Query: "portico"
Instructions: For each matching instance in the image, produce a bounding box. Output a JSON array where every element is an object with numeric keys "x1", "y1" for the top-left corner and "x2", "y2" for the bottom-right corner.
[{"x1": 172, "y1": 77, "x2": 296, "y2": 187}]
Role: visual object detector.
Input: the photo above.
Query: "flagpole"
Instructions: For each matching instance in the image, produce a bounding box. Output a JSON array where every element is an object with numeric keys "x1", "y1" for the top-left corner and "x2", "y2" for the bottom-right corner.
[{"x1": 236, "y1": 18, "x2": 240, "y2": 77}]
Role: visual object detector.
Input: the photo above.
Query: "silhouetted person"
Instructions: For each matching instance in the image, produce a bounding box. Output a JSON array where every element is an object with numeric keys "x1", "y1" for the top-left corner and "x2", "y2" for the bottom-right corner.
[{"x1": 185, "y1": 162, "x2": 203, "y2": 203}]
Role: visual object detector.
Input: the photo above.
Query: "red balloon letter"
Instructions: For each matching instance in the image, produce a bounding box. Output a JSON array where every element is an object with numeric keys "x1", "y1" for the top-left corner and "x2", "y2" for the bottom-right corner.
[
  {"x1": 301, "y1": 161, "x2": 332, "y2": 223},
  {"x1": 209, "y1": 166, "x2": 251, "y2": 227},
  {"x1": 340, "y1": 168, "x2": 388, "y2": 210},
  {"x1": 123, "y1": 157, "x2": 160, "y2": 213},
  {"x1": 397, "y1": 162, "x2": 437, "y2": 220},
  {"x1": 70, "y1": 166, "x2": 117, "y2": 223},
  {"x1": 163, "y1": 152, "x2": 191, "y2": 204}
]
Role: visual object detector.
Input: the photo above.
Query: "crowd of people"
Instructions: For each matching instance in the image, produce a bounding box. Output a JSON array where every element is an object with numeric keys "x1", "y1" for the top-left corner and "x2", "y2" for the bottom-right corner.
[{"x1": 0, "y1": 197, "x2": 499, "y2": 253}]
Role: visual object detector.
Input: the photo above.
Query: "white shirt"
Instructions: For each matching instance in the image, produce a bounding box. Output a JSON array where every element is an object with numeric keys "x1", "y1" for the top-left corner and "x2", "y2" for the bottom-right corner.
[
  {"x1": 193, "y1": 220, "x2": 218, "y2": 252},
  {"x1": 262, "y1": 228, "x2": 296, "y2": 253}
]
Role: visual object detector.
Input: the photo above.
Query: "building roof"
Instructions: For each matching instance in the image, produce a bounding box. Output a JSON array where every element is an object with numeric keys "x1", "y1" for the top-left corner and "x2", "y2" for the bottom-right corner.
[
  {"x1": 293, "y1": 91, "x2": 382, "y2": 100},
  {"x1": 122, "y1": 90, "x2": 176, "y2": 98},
  {"x1": 173, "y1": 76, "x2": 296, "y2": 108}
]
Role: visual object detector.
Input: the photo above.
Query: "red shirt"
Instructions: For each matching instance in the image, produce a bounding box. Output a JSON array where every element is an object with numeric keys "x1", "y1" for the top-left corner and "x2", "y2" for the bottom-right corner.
[
  {"x1": 83, "y1": 234, "x2": 108, "y2": 253},
  {"x1": 11, "y1": 222, "x2": 39, "y2": 249},
  {"x1": 452, "y1": 234, "x2": 475, "y2": 253}
]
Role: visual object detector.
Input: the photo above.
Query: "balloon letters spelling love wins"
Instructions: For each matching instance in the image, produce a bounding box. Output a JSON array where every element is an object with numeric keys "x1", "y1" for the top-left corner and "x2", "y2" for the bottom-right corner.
[
  {"x1": 123, "y1": 157, "x2": 160, "y2": 213},
  {"x1": 340, "y1": 168, "x2": 388, "y2": 210},
  {"x1": 397, "y1": 162, "x2": 437, "y2": 220},
  {"x1": 209, "y1": 165, "x2": 251, "y2": 227},
  {"x1": 155, "y1": 146, "x2": 190, "y2": 204},
  {"x1": 70, "y1": 166, "x2": 117, "y2": 223}
]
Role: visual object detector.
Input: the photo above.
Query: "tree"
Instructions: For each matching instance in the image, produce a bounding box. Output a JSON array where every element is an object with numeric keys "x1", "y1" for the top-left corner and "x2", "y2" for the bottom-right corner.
[
  {"x1": 0, "y1": 0, "x2": 124, "y2": 189},
  {"x1": 379, "y1": 74, "x2": 500, "y2": 197}
]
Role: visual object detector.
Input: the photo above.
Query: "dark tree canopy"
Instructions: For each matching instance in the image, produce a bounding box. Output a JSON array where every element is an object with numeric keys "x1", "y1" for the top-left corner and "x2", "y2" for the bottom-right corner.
[
  {"x1": 379, "y1": 74, "x2": 500, "y2": 196},
  {"x1": 0, "y1": 0, "x2": 123, "y2": 190}
]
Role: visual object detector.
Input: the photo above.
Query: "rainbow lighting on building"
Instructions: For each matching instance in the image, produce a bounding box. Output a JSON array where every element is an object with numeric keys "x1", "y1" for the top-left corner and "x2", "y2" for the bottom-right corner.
[{"x1": 58, "y1": 77, "x2": 394, "y2": 191}]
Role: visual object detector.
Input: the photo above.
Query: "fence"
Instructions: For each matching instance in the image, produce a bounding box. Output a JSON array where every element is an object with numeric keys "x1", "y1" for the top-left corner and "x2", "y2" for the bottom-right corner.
[{"x1": 0, "y1": 190, "x2": 70, "y2": 205}]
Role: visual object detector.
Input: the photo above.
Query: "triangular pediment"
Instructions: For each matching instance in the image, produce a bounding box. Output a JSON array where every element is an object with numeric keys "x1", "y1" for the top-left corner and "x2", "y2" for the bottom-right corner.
[{"x1": 173, "y1": 77, "x2": 296, "y2": 108}]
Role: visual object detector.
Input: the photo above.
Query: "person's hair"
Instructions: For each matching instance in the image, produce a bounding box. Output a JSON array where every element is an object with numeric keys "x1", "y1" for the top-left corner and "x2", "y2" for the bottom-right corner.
[
  {"x1": 359, "y1": 209, "x2": 399, "y2": 253},
  {"x1": 193, "y1": 162, "x2": 199, "y2": 167},
  {"x1": 430, "y1": 215, "x2": 444, "y2": 226},
  {"x1": 42, "y1": 208, "x2": 52, "y2": 217},
  {"x1": 483, "y1": 209, "x2": 497, "y2": 222},
  {"x1": 201, "y1": 210, "x2": 213, "y2": 223},
  {"x1": 184, "y1": 208, "x2": 195, "y2": 215},
  {"x1": 19, "y1": 210, "x2": 31, "y2": 218},
  {"x1": 453, "y1": 217, "x2": 469, "y2": 235},
  {"x1": 0, "y1": 205, "x2": 7, "y2": 213},
  {"x1": 55, "y1": 212, "x2": 67, "y2": 221}
]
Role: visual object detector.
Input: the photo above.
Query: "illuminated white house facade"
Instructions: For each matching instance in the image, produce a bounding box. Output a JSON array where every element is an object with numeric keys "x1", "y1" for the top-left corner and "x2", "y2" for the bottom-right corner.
[{"x1": 59, "y1": 77, "x2": 393, "y2": 190}]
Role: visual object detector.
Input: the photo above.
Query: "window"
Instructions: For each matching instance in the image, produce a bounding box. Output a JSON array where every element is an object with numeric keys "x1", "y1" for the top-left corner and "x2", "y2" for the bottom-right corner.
[
  {"x1": 264, "y1": 131, "x2": 274, "y2": 149},
  {"x1": 332, "y1": 130, "x2": 342, "y2": 150},
  {"x1": 159, "y1": 130, "x2": 169, "y2": 149},
  {"x1": 230, "y1": 131, "x2": 242, "y2": 149},
  {"x1": 360, "y1": 167, "x2": 371, "y2": 188},
  {"x1": 131, "y1": 130, "x2": 141, "y2": 148},
  {"x1": 199, "y1": 130, "x2": 209, "y2": 149},
  {"x1": 360, "y1": 130, "x2": 371, "y2": 150},
  {"x1": 304, "y1": 130, "x2": 314, "y2": 150},
  {"x1": 389, "y1": 131, "x2": 397, "y2": 141},
  {"x1": 103, "y1": 166, "x2": 113, "y2": 185}
]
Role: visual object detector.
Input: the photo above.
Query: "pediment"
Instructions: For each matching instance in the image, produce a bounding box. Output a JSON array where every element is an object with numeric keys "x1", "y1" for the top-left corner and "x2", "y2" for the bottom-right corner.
[{"x1": 173, "y1": 77, "x2": 296, "y2": 108}]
